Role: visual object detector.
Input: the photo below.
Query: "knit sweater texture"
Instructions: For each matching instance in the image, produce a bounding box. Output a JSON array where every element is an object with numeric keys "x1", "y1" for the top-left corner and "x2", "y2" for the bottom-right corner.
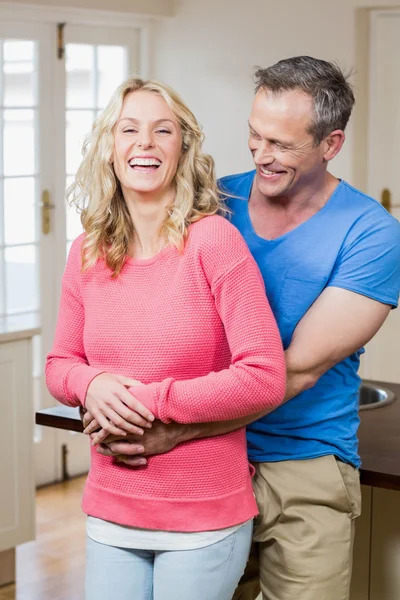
[{"x1": 46, "y1": 215, "x2": 285, "y2": 531}]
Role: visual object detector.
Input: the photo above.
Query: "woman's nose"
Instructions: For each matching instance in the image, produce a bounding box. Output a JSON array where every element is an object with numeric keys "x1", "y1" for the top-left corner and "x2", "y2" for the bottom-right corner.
[{"x1": 136, "y1": 130, "x2": 154, "y2": 149}]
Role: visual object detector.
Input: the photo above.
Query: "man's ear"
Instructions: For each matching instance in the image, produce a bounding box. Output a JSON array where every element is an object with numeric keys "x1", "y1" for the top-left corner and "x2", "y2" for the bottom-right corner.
[{"x1": 323, "y1": 130, "x2": 345, "y2": 162}]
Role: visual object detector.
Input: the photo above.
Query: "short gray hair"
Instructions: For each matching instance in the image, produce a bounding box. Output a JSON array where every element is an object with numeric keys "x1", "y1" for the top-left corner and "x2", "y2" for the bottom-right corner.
[{"x1": 254, "y1": 56, "x2": 355, "y2": 144}]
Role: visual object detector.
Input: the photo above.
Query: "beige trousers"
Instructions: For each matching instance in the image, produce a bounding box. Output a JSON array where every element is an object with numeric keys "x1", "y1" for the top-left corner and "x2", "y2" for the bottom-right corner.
[{"x1": 233, "y1": 455, "x2": 361, "y2": 600}]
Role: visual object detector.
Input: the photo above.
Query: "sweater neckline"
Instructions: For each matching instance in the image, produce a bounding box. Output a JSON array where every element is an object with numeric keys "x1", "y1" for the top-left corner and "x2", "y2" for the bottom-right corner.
[{"x1": 124, "y1": 244, "x2": 176, "y2": 267}]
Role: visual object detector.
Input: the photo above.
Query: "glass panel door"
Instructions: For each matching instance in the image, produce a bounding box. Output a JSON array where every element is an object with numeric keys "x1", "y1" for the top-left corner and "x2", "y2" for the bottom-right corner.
[
  {"x1": 1, "y1": 41, "x2": 39, "y2": 328},
  {"x1": 0, "y1": 19, "x2": 139, "y2": 486},
  {"x1": 53, "y1": 25, "x2": 139, "y2": 479},
  {"x1": 0, "y1": 20, "x2": 55, "y2": 486},
  {"x1": 65, "y1": 40, "x2": 128, "y2": 255}
]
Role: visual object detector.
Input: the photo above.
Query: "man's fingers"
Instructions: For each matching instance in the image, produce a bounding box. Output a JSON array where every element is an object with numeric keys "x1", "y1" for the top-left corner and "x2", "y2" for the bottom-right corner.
[
  {"x1": 83, "y1": 418, "x2": 100, "y2": 435},
  {"x1": 82, "y1": 411, "x2": 93, "y2": 428},
  {"x1": 104, "y1": 440, "x2": 145, "y2": 456},
  {"x1": 95, "y1": 444, "x2": 114, "y2": 457},
  {"x1": 90, "y1": 429, "x2": 110, "y2": 445},
  {"x1": 116, "y1": 456, "x2": 147, "y2": 467},
  {"x1": 96, "y1": 444, "x2": 146, "y2": 467}
]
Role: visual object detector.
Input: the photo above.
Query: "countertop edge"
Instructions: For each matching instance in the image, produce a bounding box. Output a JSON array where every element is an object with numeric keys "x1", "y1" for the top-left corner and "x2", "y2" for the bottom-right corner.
[
  {"x1": 35, "y1": 380, "x2": 400, "y2": 492},
  {"x1": 0, "y1": 327, "x2": 41, "y2": 343}
]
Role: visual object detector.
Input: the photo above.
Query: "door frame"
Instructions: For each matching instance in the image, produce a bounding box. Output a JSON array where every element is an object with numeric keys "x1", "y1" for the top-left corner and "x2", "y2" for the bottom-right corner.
[
  {"x1": 353, "y1": 7, "x2": 400, "y2": 383},
  {"x1": 0, "y1": 2, "x2": 153, "y2": 78}
]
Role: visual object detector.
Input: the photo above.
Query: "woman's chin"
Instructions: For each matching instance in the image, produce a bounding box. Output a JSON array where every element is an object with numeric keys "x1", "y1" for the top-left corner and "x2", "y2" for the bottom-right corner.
[{"x1": 122, "y1": 181, "x2": 164, "y2": 196}]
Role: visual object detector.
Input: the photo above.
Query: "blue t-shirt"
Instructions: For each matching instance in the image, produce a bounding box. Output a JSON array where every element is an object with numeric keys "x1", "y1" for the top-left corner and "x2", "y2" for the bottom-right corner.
[{"x1": 219, "y1": 170, "x2": 400, "y2": 468}]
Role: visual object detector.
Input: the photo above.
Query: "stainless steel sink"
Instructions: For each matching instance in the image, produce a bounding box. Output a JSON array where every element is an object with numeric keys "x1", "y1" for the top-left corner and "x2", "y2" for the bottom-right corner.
[{"x1": 358, "y1": 383, "x2": 395, "y2": 411}]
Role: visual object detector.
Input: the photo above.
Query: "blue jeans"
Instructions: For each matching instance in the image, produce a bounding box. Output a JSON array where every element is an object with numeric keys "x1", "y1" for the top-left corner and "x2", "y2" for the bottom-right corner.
[{"x1": 85, "y1": 521, "x2": 253, "y2": 600}]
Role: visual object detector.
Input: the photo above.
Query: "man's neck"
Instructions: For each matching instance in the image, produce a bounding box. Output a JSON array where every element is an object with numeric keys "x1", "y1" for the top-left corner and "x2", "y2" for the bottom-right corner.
[{"x1": 248, "y1": 172, "x2": 340, "y2": 240}]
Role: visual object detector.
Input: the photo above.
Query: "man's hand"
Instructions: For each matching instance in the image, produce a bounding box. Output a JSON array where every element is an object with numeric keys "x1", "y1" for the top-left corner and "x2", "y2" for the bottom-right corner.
[{"x1": 95, "y1": 420, "x2": 192, "y2": 466}]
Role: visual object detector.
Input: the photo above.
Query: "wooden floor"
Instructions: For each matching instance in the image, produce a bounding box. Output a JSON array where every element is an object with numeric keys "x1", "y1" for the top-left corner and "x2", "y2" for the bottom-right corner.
[{"x1": 0, "y1": 477, "x2": 86, "y2": 600}]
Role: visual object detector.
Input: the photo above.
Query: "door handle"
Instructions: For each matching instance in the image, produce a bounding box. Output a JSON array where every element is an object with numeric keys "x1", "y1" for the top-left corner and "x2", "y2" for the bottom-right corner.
[
  {"x1": 381, "y1": 189, "x2": 391, "y2": 213},
  {"x1": 41, "y1": 190, "x2": 55, "y2": 235}
]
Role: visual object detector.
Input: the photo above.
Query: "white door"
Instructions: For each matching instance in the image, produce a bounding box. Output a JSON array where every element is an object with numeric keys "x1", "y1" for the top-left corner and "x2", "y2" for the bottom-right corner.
[
  {"x1": 0, "y1": 20, "x2": 57, "y2": 486},
  {"x1": 0, "y1": 17, "x2": 139, "y2": 486},
  {"x1": 53, "y1": 24, "x2": 139, "y2": 481},
  {"x1": 363, "y1": 9, "x2": 400, "y2": 384}
]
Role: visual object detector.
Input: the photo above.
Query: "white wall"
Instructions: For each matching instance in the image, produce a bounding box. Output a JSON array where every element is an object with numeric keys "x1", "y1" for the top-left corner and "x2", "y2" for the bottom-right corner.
[
  {"x1": 152, "y1": 0, "x2": 394, "y2": 181},
  {"x1": 12, "y1": 0, "x2": 173, "y2": 17}
]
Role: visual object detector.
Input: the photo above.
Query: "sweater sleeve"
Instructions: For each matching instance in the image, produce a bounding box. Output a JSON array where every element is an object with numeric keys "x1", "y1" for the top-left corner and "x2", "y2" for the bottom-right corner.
[
  {"x1": 45, "y1": 236, "x2": 104, "y2": 407},
  {"x1": 132, "y1": 221, "x2": 286, "y2": 424}
]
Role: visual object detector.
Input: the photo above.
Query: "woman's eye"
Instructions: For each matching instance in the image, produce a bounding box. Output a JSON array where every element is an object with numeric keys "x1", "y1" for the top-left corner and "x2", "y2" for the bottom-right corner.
[
  {"x1": 123, "y1": 128, "x2": 137, "y2": 134},
  {"x1": 156, "y1": 129, "x2": 171, "y2": 135}
]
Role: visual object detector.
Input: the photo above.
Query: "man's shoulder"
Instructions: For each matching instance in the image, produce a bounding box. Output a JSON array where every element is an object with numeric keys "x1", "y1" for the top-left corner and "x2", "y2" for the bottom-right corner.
[
  {"x1": 339, "y1": 181, "x2": 400, "y2": 238},
  {"x1": 218, "y1": 170, "x2": 255, "y2": 197}
]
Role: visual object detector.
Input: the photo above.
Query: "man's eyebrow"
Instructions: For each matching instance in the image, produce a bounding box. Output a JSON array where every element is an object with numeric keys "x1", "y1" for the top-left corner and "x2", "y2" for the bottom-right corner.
[{"x1": 248, "y1": 122, "x2": 293, "y2": 148}]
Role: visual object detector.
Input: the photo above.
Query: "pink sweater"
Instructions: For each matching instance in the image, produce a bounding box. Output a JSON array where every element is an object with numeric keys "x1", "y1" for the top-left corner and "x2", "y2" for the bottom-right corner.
[{"x1": 46, "y1": 215, "x2": 285, "y2": 531}]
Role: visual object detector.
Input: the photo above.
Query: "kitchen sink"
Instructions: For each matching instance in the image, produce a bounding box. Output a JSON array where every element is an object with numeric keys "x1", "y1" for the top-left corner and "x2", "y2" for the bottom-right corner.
[{"x1": 358, "y1": 383, "x2": 395, "y2": 411}]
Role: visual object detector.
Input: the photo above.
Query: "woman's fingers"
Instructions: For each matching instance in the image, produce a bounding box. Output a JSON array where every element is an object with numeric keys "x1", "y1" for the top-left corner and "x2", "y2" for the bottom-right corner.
[
  {"x1": 91, "y1": 407, "x2": 129, "y2": 437},
  {"x1": 105, "y1": 398, "x2": 148, "y2": 433},
  {"x1": 114, "y1": 375, "x2": 143, "y2": 388},
  {"x1": 123, "y1": 390, "x2": 155, "y2": 422},
  {"x1": 112, "y1": 390, "x2": 154, "y2": 428},
  {"x1": 84, "y1": 373, "x2": 153, "y2": 438}
]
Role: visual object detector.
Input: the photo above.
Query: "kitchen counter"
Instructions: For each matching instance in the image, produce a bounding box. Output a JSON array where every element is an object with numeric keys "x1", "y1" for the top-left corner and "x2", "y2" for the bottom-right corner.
[
  {"x1": 36, "y1": 379, "x2": 400, "y2": 491},
  {"x1": 357, "y1": 379, "x2": 400, "y2": 490},
  {"x1": 0, "y1": 314, "x2": 40, "y2": 343}
]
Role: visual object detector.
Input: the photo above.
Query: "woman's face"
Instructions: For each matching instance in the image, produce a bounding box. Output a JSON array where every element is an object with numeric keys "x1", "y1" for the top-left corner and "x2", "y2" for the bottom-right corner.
[{"x1": 113, "y1": 90, "x2": 183, "y2": 198}]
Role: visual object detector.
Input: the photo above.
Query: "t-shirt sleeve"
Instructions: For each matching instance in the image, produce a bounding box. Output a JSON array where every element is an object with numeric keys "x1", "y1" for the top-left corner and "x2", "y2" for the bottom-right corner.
[{"x1": 327, "y1": 211, "x2": 400, "y2": 308}]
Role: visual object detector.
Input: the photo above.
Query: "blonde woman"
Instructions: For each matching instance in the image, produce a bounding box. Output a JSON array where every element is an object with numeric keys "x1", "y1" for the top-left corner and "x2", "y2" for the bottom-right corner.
[{"x1": 46, "y1": 78, "x2": 286, "y2": 600}]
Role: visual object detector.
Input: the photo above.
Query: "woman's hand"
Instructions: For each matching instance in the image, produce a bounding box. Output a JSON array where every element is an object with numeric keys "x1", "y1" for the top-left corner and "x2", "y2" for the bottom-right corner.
[{"x1": 84, "y1": 373, "x2": 154, "y2": 438}]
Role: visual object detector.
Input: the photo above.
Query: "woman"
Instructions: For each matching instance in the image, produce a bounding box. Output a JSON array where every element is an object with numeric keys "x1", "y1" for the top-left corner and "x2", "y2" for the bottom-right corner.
[{"x1": 45, "y1": 77, "x2": 285, "y2": 600}]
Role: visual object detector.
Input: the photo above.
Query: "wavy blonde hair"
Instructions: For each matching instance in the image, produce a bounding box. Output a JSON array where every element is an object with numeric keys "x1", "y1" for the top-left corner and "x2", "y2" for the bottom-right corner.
[{"x1": 68, "y1": 77, "x2": 225, "y2": 276}]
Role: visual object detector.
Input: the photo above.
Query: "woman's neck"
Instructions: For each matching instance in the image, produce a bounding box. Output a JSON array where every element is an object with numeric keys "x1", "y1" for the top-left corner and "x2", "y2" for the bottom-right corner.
[{"x1": 124, "y1": 188, "x2": 175, "y2": 260}]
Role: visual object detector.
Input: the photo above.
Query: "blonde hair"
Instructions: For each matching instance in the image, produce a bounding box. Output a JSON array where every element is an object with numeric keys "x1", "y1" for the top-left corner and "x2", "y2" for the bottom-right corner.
[{"x1": 68, "y1": 77, "x2": 225, "y2": 276}]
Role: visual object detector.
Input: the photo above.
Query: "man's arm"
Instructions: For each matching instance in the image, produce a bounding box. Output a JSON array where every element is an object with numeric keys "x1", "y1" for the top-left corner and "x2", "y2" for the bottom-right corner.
[
  {"x1": 97, "y1": 287, "x2": 391, "y2": 465},
  {"x1": 283, "y1": 286, "x2": 390, "y2": 399}
]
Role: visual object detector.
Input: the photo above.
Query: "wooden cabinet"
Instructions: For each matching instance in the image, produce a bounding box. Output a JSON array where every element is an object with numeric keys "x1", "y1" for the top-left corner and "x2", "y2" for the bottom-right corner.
[
  {"x1": 369, "y1": 488, "x2": 400, "y2": 600},
  {"x1": 351, "y1": 486, "x2": 372, "y2": 600},
  {"x1": 351, "y1": 486, "x2": 400, "y2": 600},
  {"x1": 0, "y1": 334, "x2": 36, "y2": 583}
]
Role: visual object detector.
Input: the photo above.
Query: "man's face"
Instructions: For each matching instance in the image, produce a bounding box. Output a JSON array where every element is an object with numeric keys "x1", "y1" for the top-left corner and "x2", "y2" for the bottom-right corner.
[{"x1": 248, "y1": 89, "x2": 327, "y2": 199}]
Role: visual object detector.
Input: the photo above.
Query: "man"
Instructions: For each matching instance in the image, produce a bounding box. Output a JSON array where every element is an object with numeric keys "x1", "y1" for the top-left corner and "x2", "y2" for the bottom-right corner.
[{"x1": 86, "y1": 56, "x2": 400, "y2": 599}]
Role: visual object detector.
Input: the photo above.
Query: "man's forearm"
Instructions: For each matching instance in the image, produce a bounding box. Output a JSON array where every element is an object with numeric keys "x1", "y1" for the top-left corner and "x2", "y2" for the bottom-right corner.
[{"x1": 177, "y1": 409, "x2": 270, "y2": 444}]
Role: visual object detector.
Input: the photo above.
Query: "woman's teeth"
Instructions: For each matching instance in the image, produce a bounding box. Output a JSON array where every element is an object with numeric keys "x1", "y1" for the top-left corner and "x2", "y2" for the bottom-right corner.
[{"x1": 129, "y1": 158, "x2": 161, "y2": 167}]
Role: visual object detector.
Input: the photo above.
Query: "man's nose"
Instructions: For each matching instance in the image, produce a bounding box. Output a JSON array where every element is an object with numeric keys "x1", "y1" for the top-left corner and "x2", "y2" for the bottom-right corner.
[{"x1": 253, "y1": 146, "x2": 274, "y2": 165}]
